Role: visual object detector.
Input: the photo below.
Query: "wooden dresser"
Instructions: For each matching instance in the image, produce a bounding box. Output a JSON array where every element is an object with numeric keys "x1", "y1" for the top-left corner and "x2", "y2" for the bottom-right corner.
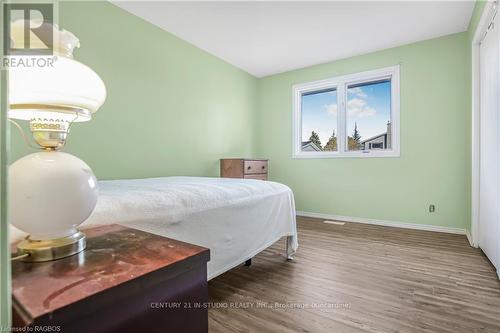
[
  {"x1": 11, "y1": 224, "x2": 210, "y2": 333},
  {"x1": 220, "y1": 158, "x2": 268, "y2": 180}
]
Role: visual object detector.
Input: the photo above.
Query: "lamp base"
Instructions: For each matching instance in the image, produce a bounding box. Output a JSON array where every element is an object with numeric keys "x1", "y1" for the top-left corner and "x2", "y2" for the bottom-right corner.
[{"x1": 15, "y1": 231, "x2": 86, "y2": 262}]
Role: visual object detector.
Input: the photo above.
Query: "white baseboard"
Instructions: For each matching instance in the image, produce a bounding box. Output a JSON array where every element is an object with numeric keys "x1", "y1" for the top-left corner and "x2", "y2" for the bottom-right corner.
[
  {"x1": 465, "y1": 229, "x2": 477, "y2": 247},
  {"x1": 296, "y1": 211, "x2": 466, "y2": 235}
]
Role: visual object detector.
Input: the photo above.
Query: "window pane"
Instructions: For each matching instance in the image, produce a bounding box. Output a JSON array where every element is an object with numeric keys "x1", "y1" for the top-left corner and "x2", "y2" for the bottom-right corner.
[
  {"x1": 346, "y1": 79, "x2": 391, "y2": 151},
  {"x1": 301, "y1": 88, "x2": 337, "y2": 152}
]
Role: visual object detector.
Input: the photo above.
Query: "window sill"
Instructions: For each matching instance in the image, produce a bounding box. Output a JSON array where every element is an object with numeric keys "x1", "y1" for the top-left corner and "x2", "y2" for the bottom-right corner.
[{"x1": 292, "y1": 151, "x2": 400, "y2": 159}]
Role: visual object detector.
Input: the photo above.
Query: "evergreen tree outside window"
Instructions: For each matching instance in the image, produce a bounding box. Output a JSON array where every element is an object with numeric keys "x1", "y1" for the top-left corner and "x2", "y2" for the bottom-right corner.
[{"x1": 309, "y1": 131, "x2": 322, "y2": 150}]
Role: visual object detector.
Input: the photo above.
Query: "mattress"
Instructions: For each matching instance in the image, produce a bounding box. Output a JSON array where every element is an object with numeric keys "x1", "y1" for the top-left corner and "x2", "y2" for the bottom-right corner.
[{"x1": 10, "y1": 176, "x2": 298, "y2": 279}]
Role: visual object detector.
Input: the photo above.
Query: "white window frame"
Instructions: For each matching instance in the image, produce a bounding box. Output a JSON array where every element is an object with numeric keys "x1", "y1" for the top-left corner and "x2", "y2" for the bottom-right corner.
[{"x1": 292, "y1": 65, "x2": 400, "y2": 159}]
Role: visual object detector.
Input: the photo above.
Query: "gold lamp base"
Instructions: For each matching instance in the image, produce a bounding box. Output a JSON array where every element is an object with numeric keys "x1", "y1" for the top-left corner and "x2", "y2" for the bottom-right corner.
[{"x1": 15, "y1": 231, "x2": 86, "y2": 262}]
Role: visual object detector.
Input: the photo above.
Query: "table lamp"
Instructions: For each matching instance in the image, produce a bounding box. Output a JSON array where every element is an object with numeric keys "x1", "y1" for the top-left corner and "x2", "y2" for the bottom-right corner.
[{"x1": 8, "y1": 20, "x2": 106, "y2": 261}]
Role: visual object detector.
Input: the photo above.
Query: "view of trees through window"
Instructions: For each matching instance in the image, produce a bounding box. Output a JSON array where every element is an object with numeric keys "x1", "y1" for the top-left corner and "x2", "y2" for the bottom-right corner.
[
  {"x1": 301, "y1": 88, "x2": 338, "y2": 152},
  {"x1": 300, "y1": 80, "x2": 392, "y2": 153}
]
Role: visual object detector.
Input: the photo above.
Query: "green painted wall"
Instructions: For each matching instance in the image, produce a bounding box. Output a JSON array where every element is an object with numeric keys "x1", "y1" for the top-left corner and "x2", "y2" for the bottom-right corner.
[
  {"x1": 256, "y1": 33, "x2": 470, "y2": 229},
  {"x1": 0, "y1": 27, "x2": 11, "y2": 330},
  {"x1": 10, "y1": 1, "x2": 258, "y2": 179}
]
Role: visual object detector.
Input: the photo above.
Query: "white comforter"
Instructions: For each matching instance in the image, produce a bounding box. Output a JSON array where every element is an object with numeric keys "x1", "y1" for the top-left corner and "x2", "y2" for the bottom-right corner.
[{"x1": 11, "y1": 177, "x2": 298, "y2": 279}]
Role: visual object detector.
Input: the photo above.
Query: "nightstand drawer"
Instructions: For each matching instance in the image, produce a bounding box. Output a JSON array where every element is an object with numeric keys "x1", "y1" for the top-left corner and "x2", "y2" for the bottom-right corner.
[
  {"x1": 244, "y1": 160, "x2": 267, "y2": 174},
  {"x1": 244, "y1": 173, "x2": 268, "y2": 181}
]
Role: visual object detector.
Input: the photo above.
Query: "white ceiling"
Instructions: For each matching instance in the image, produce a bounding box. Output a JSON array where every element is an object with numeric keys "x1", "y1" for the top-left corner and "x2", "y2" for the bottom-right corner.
[{"x1": 113, "y1": 1, "x2": 475, "y2": 77}]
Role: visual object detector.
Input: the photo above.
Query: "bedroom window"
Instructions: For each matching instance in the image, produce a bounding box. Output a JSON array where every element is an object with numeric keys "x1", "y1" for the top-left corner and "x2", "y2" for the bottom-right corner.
[{"x1": 293, "y1": 66, "x2": 400, "y2": 158}]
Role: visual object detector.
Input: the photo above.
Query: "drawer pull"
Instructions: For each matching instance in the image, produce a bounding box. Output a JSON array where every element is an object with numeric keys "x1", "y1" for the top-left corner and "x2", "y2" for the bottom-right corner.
[{"x1": 247, "y1": 166, "x2": 251, "y2": 170}]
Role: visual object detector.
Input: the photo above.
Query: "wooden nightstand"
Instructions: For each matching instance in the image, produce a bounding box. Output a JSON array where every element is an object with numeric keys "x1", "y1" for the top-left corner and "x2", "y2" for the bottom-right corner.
[
  {"x1": 220, "y1": 158, "x2": 268, "y2": 180},
  {"x1": 11, "y1": 224, "x2": 210, "y2": 333}
]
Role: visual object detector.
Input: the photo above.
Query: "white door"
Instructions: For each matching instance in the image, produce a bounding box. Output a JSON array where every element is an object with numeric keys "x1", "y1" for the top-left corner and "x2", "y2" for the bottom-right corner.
[{"x1": 479, "y1": 9, "x2": 500, "y2": 270}]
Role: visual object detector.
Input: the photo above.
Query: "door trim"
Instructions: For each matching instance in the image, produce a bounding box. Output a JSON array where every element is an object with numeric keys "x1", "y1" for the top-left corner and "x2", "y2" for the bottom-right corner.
[{"x1": 471, "y1": 0, "x2": 496, "y2": 249}]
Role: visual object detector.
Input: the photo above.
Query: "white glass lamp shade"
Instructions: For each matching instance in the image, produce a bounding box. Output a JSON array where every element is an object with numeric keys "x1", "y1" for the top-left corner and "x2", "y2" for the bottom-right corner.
[
  {"x1": 8, "y1": 56, "x2": 107, "y2": 122},
  {"x1": 9, "y1": 152, "x2": 98, "y2": 240},
  {"x1": 7, "y1": 19, "x2": 107, "y2": 122}
]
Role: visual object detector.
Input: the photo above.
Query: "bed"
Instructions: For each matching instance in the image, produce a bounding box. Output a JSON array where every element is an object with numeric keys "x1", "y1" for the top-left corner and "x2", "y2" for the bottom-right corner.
[{"x1": 10, "y1": 176, "x2": 298, "y2": 280}]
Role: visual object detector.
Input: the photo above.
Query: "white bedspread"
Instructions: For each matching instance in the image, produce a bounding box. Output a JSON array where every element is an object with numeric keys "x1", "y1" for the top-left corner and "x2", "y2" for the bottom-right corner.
[{"x1": 10, "y1": 176, "x2": 298, "y2": 279}]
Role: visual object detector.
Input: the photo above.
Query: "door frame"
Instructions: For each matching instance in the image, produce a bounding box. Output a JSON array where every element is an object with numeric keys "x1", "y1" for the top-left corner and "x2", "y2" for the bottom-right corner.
[{"x1": 471, "y1": 0, "x2": 496, "y2": 249}]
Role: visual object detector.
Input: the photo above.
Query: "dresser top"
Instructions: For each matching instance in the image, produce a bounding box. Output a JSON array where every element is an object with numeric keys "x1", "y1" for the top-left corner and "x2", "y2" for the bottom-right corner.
[
  {"x1": 12, "y1": 224, "x2": 210, "y2": 323},
  {"x1": 220, "y1": 158, "x2": 268, "y2": 161}
]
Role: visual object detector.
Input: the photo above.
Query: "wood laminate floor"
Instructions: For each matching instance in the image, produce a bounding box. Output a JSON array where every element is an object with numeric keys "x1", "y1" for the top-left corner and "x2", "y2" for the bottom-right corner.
[{"x1": 208, "y1": 216, "x2": 500, "y2": 333}]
